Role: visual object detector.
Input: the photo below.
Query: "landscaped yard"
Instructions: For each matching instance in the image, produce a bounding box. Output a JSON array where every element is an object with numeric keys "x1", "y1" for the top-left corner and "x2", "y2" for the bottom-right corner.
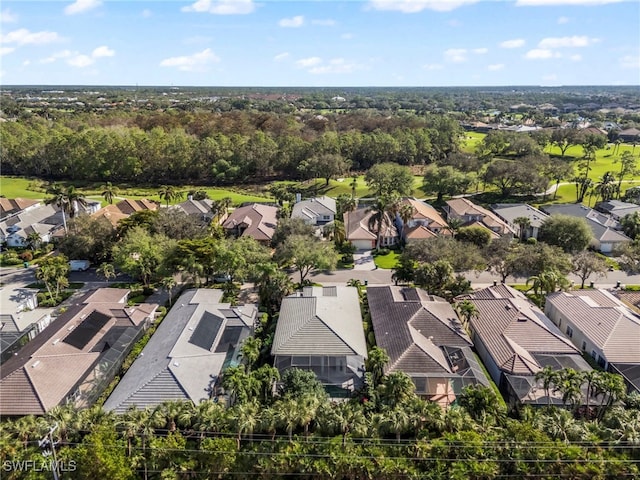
[{"x1": 373, "y1": 250, "x2": 400, "y2": 269}]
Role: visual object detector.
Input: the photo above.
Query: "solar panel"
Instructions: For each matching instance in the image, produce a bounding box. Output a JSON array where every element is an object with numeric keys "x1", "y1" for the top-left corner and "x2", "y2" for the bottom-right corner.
[
  {"x1": 189, "y1": 311, "x2": 224, "y2": 351},
  {"x1": 214, "y1": 326, "x2": 243, "y2": 353},
  {"x1": 63, "y1": 310, "x2": 111, "y2": 349}
]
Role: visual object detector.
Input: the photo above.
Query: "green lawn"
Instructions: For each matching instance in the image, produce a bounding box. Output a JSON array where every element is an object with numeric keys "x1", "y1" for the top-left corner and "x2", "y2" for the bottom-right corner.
[
  {"x1": 0, "y1": 177, "x2": 48, "y2": 199},
  {"x1": 373, "y1": 251, "x2": 400, "y2": 269}
]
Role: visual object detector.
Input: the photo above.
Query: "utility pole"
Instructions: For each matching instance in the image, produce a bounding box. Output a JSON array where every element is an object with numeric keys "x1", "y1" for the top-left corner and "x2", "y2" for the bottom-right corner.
[{"x1": 38, "y1": 423, "x2": 59, "y2": 480}]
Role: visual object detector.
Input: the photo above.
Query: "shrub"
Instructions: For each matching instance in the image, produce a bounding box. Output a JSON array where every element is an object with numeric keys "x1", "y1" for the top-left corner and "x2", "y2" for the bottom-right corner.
[
  {"x1": 20, "y1": 251, "x2": 33, "y2": 262},
  {"x1": 1, "y1": 252, "x2": 23, "y2": 266},
  {"x1": 142, "y1": 286, "x2": 155, "y2": 296}
]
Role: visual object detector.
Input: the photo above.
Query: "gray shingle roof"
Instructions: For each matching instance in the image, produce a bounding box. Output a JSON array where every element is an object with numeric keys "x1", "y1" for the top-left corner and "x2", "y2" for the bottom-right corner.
[
  {"x1": 104, "y1": 289, "x2": 256, "y2": 413},
  {"x1": 491, "y1": 204, "x2": 549, "y2": 228},
  {"x1": 291, "y1": 196, "x2": 337, "y2": 221},
  {"x1": 541, "y1": 203, "x2": 630, "y2": 244},
  {"x1": 271, "y1": 286, "x2": 366, "y2": 357}
]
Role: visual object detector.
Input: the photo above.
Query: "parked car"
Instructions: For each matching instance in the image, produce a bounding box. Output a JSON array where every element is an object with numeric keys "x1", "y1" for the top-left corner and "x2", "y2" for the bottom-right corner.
[{"x1": 69, "y1": 259, "x2": 91, "y2": 272}]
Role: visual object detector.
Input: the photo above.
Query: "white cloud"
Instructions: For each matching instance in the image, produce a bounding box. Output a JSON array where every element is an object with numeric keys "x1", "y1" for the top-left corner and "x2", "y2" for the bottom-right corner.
[
  {"x1": 64, "y1": 0, "x2": 101, "y2": 15},
  {"x1": 369, "y1": 0, "x2": 478, "y2": 13},
  {"x1": 296, "y1": 56, "x2": 322, "y2": 68},
  {"x1": 0, "y1": 9, "x2": 18, "y2": 23},
  {"x1": 92, "y1": 45, "x2": 114, "y2": 58},
  {"x1": 488, "y1": 63, "x2": 504, "y2": 71},
  {"x1": 23, "y1": 60, "x2": 30, "y2": 66},
  {"x1": 517, "y1": 0, "x2": 622, "y2": 5},
  {"x1": 142, "y1": 9, "x2": 152, "y2": 18},
  {"x1": 557, "y1": 16, "x2": 569, "y2": 24},
  {"x1": 538, "y1": 35, "x2": 598, "y2": 48},
  {"x1": 341, "y1": 33, "x2": 354, "y2": 40},
  {"x1": 525, "y1": 48, "x2": 560, "y2": 59},
  {"x1": 500, "y1": 38, "x2": 525, "y2": 49},
  {"x1": 181, "y1": 0, "x2": 255, "y2": 15},
  {"x1": 423, "y1": 63, "x2": 444, "y2": 70},
  {"x1": 41, "y1": 50, "x2": 73, "y2": 64},
  {"x1": 0, "y1": 29, "x2": 62, "y2": 46},
  {"x1": 619, "y1": 54, "x2": 640, "y2": 69},
  {"x1": 0, "y1": 46, "x2": 15, "y2": 56},
  {"x1": 307, "y1": 58, "x2": 364, "y2": 75},
  {"x1": 274, "y1": 52, "x2": 290, "y2": 62},
  {"x1": 159, "y1": 48, "x2": 220, "y2": 71},
  {"x1": 311, "y1": 19, "x2": 336, "y2": 26},
  {"x1": 569, "y1": 54, "x2": 582, "y2": 61},
  {"x1": 473, "y1": 48, "x2": 488, "y2": 54},
  {"x1": 279, "y1": 16, "x2": 304, "y2": 28},
  {"x1": 68, "y1": 54, "x2": 94, "y2": 67},
  {"x1": 444, "y1": 48, "x2": 467, "y2": 63}
]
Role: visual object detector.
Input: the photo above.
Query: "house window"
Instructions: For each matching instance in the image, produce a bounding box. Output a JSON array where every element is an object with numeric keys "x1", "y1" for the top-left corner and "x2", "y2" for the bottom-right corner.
[
  {"x1": 558, "y1": 318, "x2": 562, "y2": 328},
  {"x1": 597, "y1": 355, "x2": 606, "y2": 368},
  {"x1": 591, "y1": 350, "x2": 597, "y2": 360},
  {"x1": 581, "y1": 341, "x2": 586, "y2": 351},
  {"x1": 566, "y1": 326, "x2": 573, "y2": 338},
  {"x1": 322, "y1": 215, "x2": 331, "y2": 220}
]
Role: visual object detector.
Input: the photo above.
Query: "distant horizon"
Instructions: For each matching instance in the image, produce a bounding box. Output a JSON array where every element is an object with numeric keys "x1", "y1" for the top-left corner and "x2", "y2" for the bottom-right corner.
[
  {"x1": 1, "y1": 1, "x2": 638, "y2": 86},
  {"x1": 3, "y1": 84, "x2": 638, "y2": 89}
]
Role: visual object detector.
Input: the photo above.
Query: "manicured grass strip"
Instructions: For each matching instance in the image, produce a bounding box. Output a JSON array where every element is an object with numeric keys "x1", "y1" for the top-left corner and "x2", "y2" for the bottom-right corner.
[{"x1": 373, "y1": 251, "x2": 400, "y2": 269}]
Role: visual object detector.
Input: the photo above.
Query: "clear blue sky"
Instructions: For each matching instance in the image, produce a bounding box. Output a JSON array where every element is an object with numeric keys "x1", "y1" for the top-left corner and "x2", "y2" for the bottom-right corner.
[{"x1": 1, "y1": 0, "x2": 638, "y2": 86}]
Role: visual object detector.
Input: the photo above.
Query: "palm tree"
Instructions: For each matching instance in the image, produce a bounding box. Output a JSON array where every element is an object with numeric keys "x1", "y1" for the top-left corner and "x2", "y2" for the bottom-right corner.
[
  {"x1": 382, "y1": 406, "x2": 410, "y2": 443},
  {"x1": 445, "y1": 216, "x2": 465, "y2": 237},
  {"x1": 194, "y1": 401, "x2": 227, "y2": 438},
  {"x1": 554, "y1": 368, "x2": 584, "y2": 411},
  {"x1": 239, "y1": 337, "x2": 262, "y2": 372},
  {"x1": 350, "y1": 175, "x2": 358, "y2": 198},
  {"x1": 535, "y1": 365, "x2": 559, "y2": 407},
  {"x1": 594, "y1": 171, "x2": 617, "y2": 203},
  {"x1": 365, "y1": 346, "x2": 390, "y2": 388},
  {"x1": 160, "y1": 276, "x2": 177, "y2": 305},
  {"x1": 45, "y1": 183, "x2": 70, "y2": 233},
  {"x1": 378, "y1": 371, "x2": 415, "y2": 409},
  {"x1": 157, "y1": 185, "x2": 182, "y2": 207},
  {"x1": 454, "y1": 300, "x2": 479, "y2": 328},
  {"x1": 26, "y1": 231, "x2": 42, "y2": 251},
  {"x1": 64, "y1": 185, "x2": 89, "y2": 219},
  {"x1": 398, "y1": 203, "x2": 414, "y2": 240},
  {"x1": 101, "y1": 181, "x2": 118, "y2": 204},
  {"x1": 367, "y1": 197, "x2": 396, "y2": 250},
  {"x1": 513, "y1": 216, "x2": 531, "y2": 242},
  {"x1": 97, "y1": 262, "x2": 116, "y2": 282},
  {"x1": 231, "y1": 400, "x2": 259, "y2": 448}
]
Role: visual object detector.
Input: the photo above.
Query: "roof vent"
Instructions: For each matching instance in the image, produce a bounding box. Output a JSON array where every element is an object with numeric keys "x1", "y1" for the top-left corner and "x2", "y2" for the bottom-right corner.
[
  {"x1": 505, "y1": 305, "x2": 511, "y2": 310},
  {"x1": 31, "y1": 360, "x2": 40, "y2": 368},
  {"x1": 173, "y1": 361, "x2": 180, "y2": 367},
  {"x1": 517, "y1": 317, "x2": 527, "y2": 322},
  {"x1": 52, "y1": 339, "x2": 60, "y2": 345}
]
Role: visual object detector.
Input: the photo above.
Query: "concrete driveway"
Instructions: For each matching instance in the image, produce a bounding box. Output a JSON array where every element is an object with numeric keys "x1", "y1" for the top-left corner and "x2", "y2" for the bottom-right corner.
[{"x1": 353, "y1": 250, "x2": 376, "y2": 271}]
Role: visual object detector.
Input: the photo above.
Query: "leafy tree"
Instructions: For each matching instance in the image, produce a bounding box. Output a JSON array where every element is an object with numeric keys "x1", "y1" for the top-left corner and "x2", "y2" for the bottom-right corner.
[
  {"x1": 422, "y1": 165, "x2": 472, "y2": 202},
  {"x1": 621, "y1": 211, "x2": 640, "y2": 239},
  {"x1": 254, "y1": 262, "x2": 294, "y2": 317},
  {"x1": 572, "y1": 251, "x2": 608, "y2": 288},
  {"x1": 112, "y1": 226, "x2": 175, "y2": 286},
  {"x1": 483, "y1": 158, "x2": 547, "y2": 197},
  {"x1": 616, "y1": 239, "x2": 640, "y2": 274},
  {"x1": 57, "y1": 215, "x2": 116, "y2": 264},
  {"x1": 279, "y1": 368, "x2": 327, "y2": 400},
  {"x1": 403, "y1": 236, "x2": 485, "y2": 272},
  {"x1": 116, "y1": 209, "x2": 158, "y2": 237},
  {"x1": 299, "y1": 153, "x2": 350, "y2": 185},
  {"x1": 615, "y1": 151, "x2": 639, "y2": 198},
  {"x1": 364, "y1": 162, "x2": 414, "y2": 198},
  {"x1": 335, "y1": 193, "x2": 357, "y2": 218},
  {"x1": 275, "y1": 234, "x2": 339, "y2": 284},
  {"x1": 74, "y1": 424, "x2": 134, "y2": 480},
  {"x1": 510, "y1": 242, "x2": 573, "y2": 278},
  {"x1": 271, "y1": 217, "x2": 315, "y2": 248},
  {"x1": 458, "y1": 385, "x2": 506, "y2": 428},
  {"x1": 455, "y1": 225, "x2": 492, "y2": 248},
  {"x1": 269, "y1": 183, "x2": 294, "y2": 206},
  {"x1": 483, "y1": 236, "x2": 522, "y2": 282},
  {"x1": 97, "y1": 262, "x2": 116, "y2": 282},
  {"x1": 538, "y1": 214, "x2": 592, "y2": 253},
  {"x1": 550, "y1": 127, "x2": 582, "y2": 157}
]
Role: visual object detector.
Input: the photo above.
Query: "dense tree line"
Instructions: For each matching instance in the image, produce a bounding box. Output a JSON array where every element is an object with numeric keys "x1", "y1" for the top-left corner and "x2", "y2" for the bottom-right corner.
[{"x1": 0, "y1": 111, "x2": 462, "y2": 184}]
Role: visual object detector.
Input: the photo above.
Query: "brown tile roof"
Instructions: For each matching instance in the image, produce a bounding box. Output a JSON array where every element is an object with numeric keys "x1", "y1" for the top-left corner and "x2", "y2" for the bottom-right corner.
[
  {"x1": 222, "y1": 204, "x2": 278, "y2": 241},
  {"x1": 0, "y1": 198, "x2": 40, "y2": 219},
  {"x1": 458, "y1": 285, "x2": 579, "y2": 376},
  {"x1": 405, "y1": 225, "x2": 438, "y2": 240},
  {"x1": 0, "y1": 288, "x2": 158, "y2": 416},
  {"x1": 402, "y1": 198, "x2": 448, "y2": 230},
  {"x1": 344, "y1": 208, "x2": 397, "y2": 241},
  {"x1": 115, "y1": 199, "x2": 159, "y2": 215}
]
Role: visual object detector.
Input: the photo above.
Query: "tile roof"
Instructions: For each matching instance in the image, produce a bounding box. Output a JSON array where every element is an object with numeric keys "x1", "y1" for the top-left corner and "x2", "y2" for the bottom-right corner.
[
  {"x1": 175, "y1": 198, "x2": 214, "y2": 216},
  {"x1": 104, "y1": 289, "x2": 257, "y2": 413},
  {"x1": 0, "y1": 198, "x2": 40, "y2": 220},
  {"x1": 344, "y1": 208, "x2": 397, "y2": 241},
  {"x1": 401, "y1": 198, "x2": 448, "y2": 230},
  {"x1": 445, "y1": 197, "x2": 515, "y2": 236},
  {"x1": 457, "y1": 285, "x2": 579, "y2": 377},
  {"x1": 222, "y1": 204, "x2": 278, "y2": 241},
  {"x1": 272, "y1": 286, "x2": 366, "y2": 357},
  {"x1": 291, "y1": 196, "x2": 337, "y2": 221},
  {"x1": 0, "y1": 288, "x2": 158, "y2": 416},
  {"x1": 545, "y1": 289, "x2": 640, "y2": 364},
  {"x1": 367, "y1": 286, "x2": 473, "y2": 375}
]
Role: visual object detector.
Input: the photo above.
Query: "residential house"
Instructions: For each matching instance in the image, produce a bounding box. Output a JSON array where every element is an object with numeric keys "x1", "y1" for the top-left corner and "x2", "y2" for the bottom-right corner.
[
  {"x1": 545, "y1": 289, "x2": 640, "y2": 393},
  {"x1": 0, "y1": 198, "x2": 40, "y2": 222},
  {"x1": 491, "y1": 204, "x2": 550, "y2": 240},
  {"x1": 396, "y1": 198, "x2": 449, "y2": 243},
  {"x1": 291, "y1": 196, "x2": 337, "y2": 226},
  {"x1": 344, "y1": 207, "x2": 398, "y2": 250},
  {"x1": 595, "y1": 200, "x2": 640, "y2": 222},
  {"x1": 367, "y1": 286, "x2": 489, "y2": 407},
  {"x1": 0, "y1": 288, "x2": 158, "y2": 416},
  {"x1": 222, "y1": 203, "x2": 279, "y2": 245},
  {"x1": 92, "y1": 198, "x2": 159, "y2": 227},
  {"x1": 541, "y1": 203, "x2": 631, "y2": 254},
  {"x1": 456, "y1": 285, "x2": 591, "y2": 408},
  {"x1": 271, "y1": 286, "x2": 367, "y2": 396},
  {"x1": 173, "y1": 197, "x2": 215, "y2": 223},
  {"x1": 617, "y1": 128, "x2": 640, "y2": 143},
  {"x1": 444, "y1": 197, "x2": 515, "y2": 237},
  {"x1": 104, "y1": 289, "x2": 257, "y2": 413}
]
